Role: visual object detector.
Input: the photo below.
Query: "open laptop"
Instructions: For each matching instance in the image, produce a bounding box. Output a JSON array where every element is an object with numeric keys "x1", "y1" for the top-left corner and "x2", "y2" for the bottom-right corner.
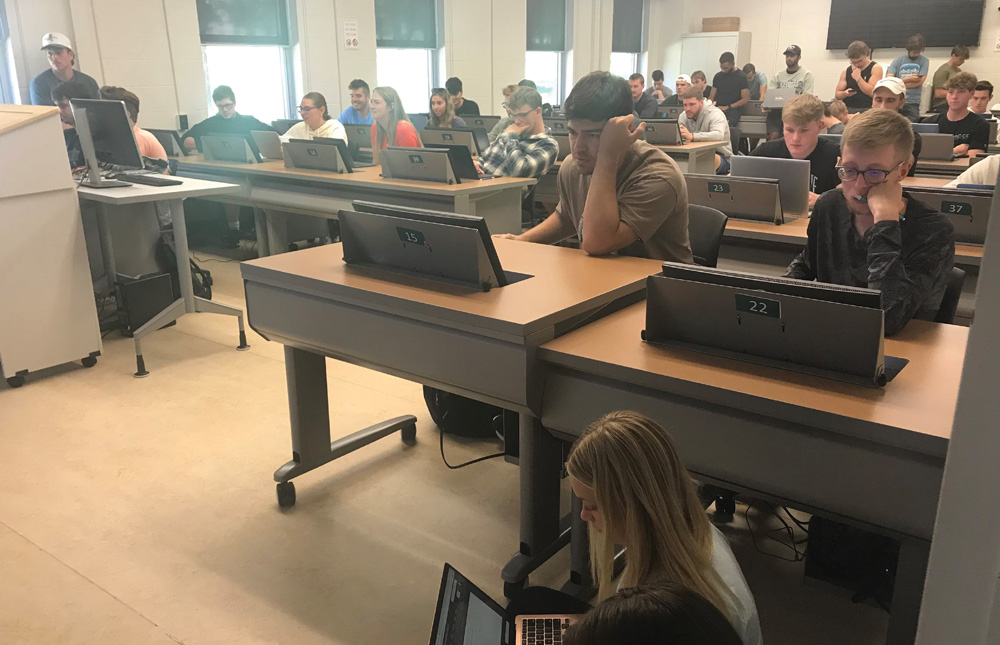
[
  {"x1": 425, "y1": 143, "x2": 494, "y2": 180},
  {"x1": 730, "y1": 156, "x2": 810, "y2": 218},
  {"x1": 742, "y1": 100, "x2": 766, "y2": 117},
  {"x1": 762, "y1": 88, "x2": 796, "y2": 110},
  {"x1": 251, "y1": 130, "x2": 283, "y2": 160},
  {"x1": 912, "y1": 122, "x2": 939, "y2": 134},
  {"x1": 284, "y1": 137, "x2": 356, "y2": 173},
  {"x1": 643, "y1": 119, "x2": 684, "y2": 145},
  {"x1": 921, "y1": 133, "x2": 958, "y2": 161},
  {"x1": 428, "y1": 564, "x2": 578, "y2": 644}
]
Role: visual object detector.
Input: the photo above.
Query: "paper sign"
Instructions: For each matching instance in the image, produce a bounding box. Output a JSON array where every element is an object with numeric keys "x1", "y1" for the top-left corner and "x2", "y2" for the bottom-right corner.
[{"x1": 343, "y1": 20, "x2": 359, "y2": 50}]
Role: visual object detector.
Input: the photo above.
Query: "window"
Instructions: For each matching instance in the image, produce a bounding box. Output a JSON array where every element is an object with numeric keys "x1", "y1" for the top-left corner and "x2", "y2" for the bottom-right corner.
[
  {"x1": 609, "y1": 53, "x2": 638, "y2": 79},
  {"x1": 376, "y1": 48, "x2": 435, "y2": 115},
  {"x1": 0, "y1": 0, "x2": 16, "y2": 104},
  {"x1": 526, "y1": 0, "x2": 567, "y2": 104},
  {"x1": 203, "y1": 45, "x2": 290, "y2": 121},
  {"x1": 374, "y1": 0, "x2": 438, "y2": 114}
]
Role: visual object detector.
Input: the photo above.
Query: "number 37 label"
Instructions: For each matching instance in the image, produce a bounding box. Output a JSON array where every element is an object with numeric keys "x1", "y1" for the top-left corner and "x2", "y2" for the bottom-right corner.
[{"x1": 735, "y1": 294, "x2": 781, "y2": 319}]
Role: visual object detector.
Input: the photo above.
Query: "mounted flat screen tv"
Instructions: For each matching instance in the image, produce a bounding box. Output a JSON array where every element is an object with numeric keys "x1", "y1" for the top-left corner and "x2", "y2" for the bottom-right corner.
[
  {"x1": 196, "y1": 0, "x2": 289, "y2": 46},
  {"x1": 827, "y1": 0, "x2": 985, "y2": 50}
]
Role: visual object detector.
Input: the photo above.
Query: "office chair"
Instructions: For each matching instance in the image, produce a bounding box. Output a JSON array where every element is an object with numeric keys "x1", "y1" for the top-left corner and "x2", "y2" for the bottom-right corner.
[
  {"x1": 521, "y1": 183, "x2": 541, "y2": 228},
  {"x1": 687, "y1": 204, "x2": 729, "y2": 268},
  {"x1": 934, "y1": 267, "x2": 966, "y2": 324},
  {"x1": 729, "y1": 125, "x2": 742, "y2": 157}
]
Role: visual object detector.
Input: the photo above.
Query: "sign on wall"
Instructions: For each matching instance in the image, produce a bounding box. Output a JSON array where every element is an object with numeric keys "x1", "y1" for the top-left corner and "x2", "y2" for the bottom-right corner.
[{"x1": 343, "y1": 20, "x2": 359, "y2": 50}]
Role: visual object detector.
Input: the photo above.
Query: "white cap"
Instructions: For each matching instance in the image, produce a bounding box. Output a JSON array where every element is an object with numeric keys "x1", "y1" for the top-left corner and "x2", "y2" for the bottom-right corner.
[
  {"x1": 676, "y1": 74, "x2": 692, "y2": 83},
  {"x1": 41, "y1": 32, "x2": 73, "y2": 51},
  {"x1": 874, "y1": 77, "x2": 906, "y2": 97}
]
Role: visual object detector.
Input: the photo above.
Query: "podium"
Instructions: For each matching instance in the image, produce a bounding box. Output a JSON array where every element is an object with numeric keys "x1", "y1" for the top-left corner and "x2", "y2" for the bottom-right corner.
[{"x1": 0, "y1": 105, "x2": 101, "y2": 387}]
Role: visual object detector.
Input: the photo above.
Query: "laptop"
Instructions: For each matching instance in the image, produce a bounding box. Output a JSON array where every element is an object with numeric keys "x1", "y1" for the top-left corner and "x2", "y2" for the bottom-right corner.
[
  {"x1": 428, "y1": 564, "x2": 578, "y2": 645},
  {"x1": 201, "y1": 133, "x2": 262, "y2": 163},
  {"x1": 425, "y1": 143, "x2": 494, "y2": 180},
  {"x1": 921, "y1": 133, "x2": 958, "y2": 161},
  {"x1": 912, "y1": 122, "x2": 939, "y2": 134},
  {"x1": 762, "y1": 88, "x2": 796, "y2": 110},
  {"x1": 284, "y1": 137, "x2": 355, "y2": 173},
  {"x1": 730, "y1": 156, "x2": 810, "y2": 218},
  {"x1": 147, "y1": 128, "x2": 188, "y2": 156},
  {"x1": 742, "y1": 100, "x2": 766, "y2": 117},
  {"x1": 643, "y1": 119, "x2": 684, "y2": 145},
  {"x1": 658, "y1": 105, "x2": 684, "y2": 119},
  {"x1": 251, "y1": 130, "x2": 283, "y2": 160}
]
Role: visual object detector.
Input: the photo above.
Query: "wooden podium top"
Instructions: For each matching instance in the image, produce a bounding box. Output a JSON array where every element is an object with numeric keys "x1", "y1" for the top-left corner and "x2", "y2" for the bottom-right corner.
[{"x1": 0, "y1": 105, "x2": 58, "y2": 136}]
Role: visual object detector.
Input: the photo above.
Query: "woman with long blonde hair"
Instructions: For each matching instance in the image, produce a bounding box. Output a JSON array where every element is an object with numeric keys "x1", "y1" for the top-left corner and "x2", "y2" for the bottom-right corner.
[
  {"x1": 565, "y1": 411, "x2": 761, "y2": 644},
  {"x1": 369, "y1": 86, "x2": 421, "y2": 163},
  {"x1": 427, "y1": 87, "x2": 466, "y2": 128}
]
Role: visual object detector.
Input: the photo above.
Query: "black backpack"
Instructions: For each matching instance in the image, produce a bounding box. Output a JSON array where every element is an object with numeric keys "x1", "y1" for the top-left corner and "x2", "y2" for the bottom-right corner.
[
  {"x1": 157, "y1": 235, "x2": 213, "y2": 300},
  {"x1": 423, "y1": 386, "x2": 503, "y2": 438}
]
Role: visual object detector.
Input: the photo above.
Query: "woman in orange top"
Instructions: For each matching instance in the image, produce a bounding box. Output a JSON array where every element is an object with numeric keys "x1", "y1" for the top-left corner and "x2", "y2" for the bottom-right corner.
[{"x1": 370, "y1": 86, "x2": 420, "y2": 163}]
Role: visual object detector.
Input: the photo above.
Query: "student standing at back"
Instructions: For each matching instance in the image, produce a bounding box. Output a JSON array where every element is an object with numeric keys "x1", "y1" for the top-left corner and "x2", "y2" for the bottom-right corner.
[
  {"x1": 743, "y1": 63, "x2": 766, "y2": 101},
  {"x1": 886, "y1": 34, "x2": 930, "y2": 121},
  {"x1": 369, "y1": 86, "x2": 421, "y2": 163},
  {"x1": 338, "y1": 79, "x2": 374, "y2": 125},
  {"x1": 922, "y1": 72, "x2": 990, "y2": 157},
  {"x1": 427, "y1": 88, "x2": 466, "y2": 128},
  {"x1": 710, "y1": 52, "x2": 749, "y2": 128},
  {"x1": 931, "y1": 45, "x2": 970, "y2": 113},
  {"x1": 29, "y1": 32, "x2": 99, "y2": 106},
  {"x1": 834, "y1": 41, "x2": 883, "y2": 112},
  {"x1": 445, "y1": 77, "x2": 480, "y2": 116},
  {"x1": 766, "y1": 45, "x2": 815, "y2": 140}
]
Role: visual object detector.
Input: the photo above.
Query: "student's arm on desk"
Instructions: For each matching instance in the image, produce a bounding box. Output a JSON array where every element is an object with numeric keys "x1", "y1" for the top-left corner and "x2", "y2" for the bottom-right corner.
[{"x1": 495, "y1": 211, "x2": 576, "y2": 244}]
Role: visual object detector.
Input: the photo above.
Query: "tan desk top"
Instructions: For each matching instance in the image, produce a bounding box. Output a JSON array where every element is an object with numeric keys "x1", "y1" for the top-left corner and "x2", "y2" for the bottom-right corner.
[
  {"x1": 178, "y1": 154, "x2": 535, "y2": 195},
  {"x1": 241, "y1": 239, "x2": 663, "y2": 337},
  {"x1": 0, "y1": 104, "x2": 57, "y2": 135},
  {"x1": 901, "y1": 176, "x2": 952, "y2": 188},
  {"x1": 655, "y1": 141, "x2": 722, "y2": 154},
  {"x1": 539, "y1": 302, "x2": 967, "y2": 452}
]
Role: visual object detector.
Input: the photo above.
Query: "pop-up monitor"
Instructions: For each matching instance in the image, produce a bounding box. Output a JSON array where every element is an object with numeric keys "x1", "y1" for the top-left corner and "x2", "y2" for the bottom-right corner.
[
  {"x1": 147, "y1": 128, "x2": 189, "y2": 157},
  {"x1": 421, "y1": 126, "x2": 490, "y2": 156},
  {"x1": 643, "y1": 263, "x2": 903, "y2": 386},
  {"x1": 730, "y1": 156, "x2": 810, "y2": 218},
  {"x1": 340, "y1": 201, "x2": 532, "y2": 291},
  {"x1": 283, "y1": 137, "x2": 356, "y2": 173},
  {"x1": 906, "y1": 185, "x2": 993, "y2": 245},
  {"x1": 462, "y1": 115, "x2": 501, "y2": 131},
  {"x1": 201, "y1": 133, "x2": 262, "y2": 163},
  {"x1": 685, "y1": 173, "x2": 784, "y2": 224},
  {"x1": 380, "y1": 146, "x2": 458, "y2": 184}
]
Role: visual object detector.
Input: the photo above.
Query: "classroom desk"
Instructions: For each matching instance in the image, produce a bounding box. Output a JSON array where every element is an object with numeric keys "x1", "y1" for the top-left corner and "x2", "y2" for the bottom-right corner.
[
  {"x1": 537, "y1": 302, "x2": 967, "y2": 645},
  {"x1": 916, "y1": 157, "x2": 971, "y2": 177},
  {"x1": 240, "y1": 239, "x2": 663, "y2": 588},
  {"x1": 176, "y1": 155, "x2": 535, "y2": 253},
  {"x1": 78, "y1": 177, "x2": 248, "y2": 376}
]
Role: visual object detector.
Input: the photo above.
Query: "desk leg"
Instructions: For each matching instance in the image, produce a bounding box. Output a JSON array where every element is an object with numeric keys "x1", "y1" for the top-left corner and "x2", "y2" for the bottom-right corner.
[
  {"x1": 502, "y1": 414, "x2": 568, "y2": 596},
  {"x1": 253, "y1": 208, "x2": 270, "y2": 257},
  {"x1": 94, "y1": 203, "x2": 118, "y2": 296},
  {"x1": 885, "y1": 539, "x2": 930, "y2": 645},
  {"x1": 272, "y1": 346, "x2": 417, "y2": 508}
]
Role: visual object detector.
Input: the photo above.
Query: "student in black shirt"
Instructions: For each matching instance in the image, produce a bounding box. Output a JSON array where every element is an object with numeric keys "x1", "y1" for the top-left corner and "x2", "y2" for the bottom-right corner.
[
  {"x1": 628, "y1": 73, "x2": 659, "y2": 118},
  {"x1": 785, "y1": 109, "x2": 954, "y2": 336},
  {"x1": 922, "y1": 72, "x2": 990, "y2": 156},
  {"x1": 749, "y1": 93, "x2": 840, "y2": 206},
  {"x1": 445, "y1": 77, "x2": 480, "y2": 116},
  {"x1": 661, "y1": 75, "x2": 692, "y2": 107},
  {"x1": 834, "y1": 40, "x2": 883, "y2": 112},
  {"x1": 709, "y1": 52, "x2": 749, "y2": 127},
  {"x1": 182, "y1": 85, "x2": 273, "y2": 152}
]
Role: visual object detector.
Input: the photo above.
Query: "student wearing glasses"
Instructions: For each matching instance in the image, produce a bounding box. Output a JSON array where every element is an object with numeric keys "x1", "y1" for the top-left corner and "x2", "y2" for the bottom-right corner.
[
  {"x1": 182, "y1": 85, "x2": 273, "y2": 152},
  {"x1": 369, "y1": 86, "x2": 421, "y2": 163},
  {"x1": 281, "y1": 92, "x2": 347, "y2": 142},
  {"x1": 490, "y1": 80, "x2": 538, "y2": 142},
  {"x1": 427, "y1": 88, "x2": 466, "y2": 128},
  {"x1": 785, "y1": 109, "x2": 955, "y2": 336},
  {"x1": 476, "y1": 87, "x2": 557, "y2": 178}
]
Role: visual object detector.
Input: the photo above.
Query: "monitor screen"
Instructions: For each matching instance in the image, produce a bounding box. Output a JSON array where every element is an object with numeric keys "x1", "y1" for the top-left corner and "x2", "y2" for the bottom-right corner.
[{"x1": 70, "y1": 98, "x2": 143, "y2": 169}]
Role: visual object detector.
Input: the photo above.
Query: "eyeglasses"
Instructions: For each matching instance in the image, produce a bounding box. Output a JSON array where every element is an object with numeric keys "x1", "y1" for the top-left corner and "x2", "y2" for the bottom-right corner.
[
  {"x1": 512, "y1": 109, "x2": 535, "y2": 119},
  {"x1": 297, "y1": 105, "x2": 316, "y2": 113},
  {"x1": 836, "y1": 160, "x2": 906, "y2": 185},
  {"x1": 216, "y1": 102, "x2": 235, "y2": 110}
]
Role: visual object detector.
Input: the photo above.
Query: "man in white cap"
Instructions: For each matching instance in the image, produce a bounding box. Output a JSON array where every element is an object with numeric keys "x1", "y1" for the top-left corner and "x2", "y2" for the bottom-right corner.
[
  {"x1": 661, "y1": 74, "x2": 691, "y2": 107},
  {"x1": 872, "y1": 76, "x2": 921, "y2": 176},
  {"x1": 30, "y1": 32, "x2": 100, "y2": 107}
]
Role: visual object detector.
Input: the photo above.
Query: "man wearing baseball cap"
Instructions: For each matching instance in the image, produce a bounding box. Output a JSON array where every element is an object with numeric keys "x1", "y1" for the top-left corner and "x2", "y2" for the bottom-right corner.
[
  {"x1": 872, "y1": 76, "x2": 922, "y2": 176},
  {"x1": 30, "y1": 32, "x2": 100, "y2": 107},
  {"x1": 765, "y1": 45, "x2": 814, "y2": 140},
  {"x1": 661, "y1": 74, "x2": 692, "y2": 107}
]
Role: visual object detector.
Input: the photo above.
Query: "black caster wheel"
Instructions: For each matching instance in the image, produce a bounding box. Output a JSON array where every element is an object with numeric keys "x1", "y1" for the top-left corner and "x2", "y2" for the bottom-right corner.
[
  {"x1": 276, "y1": 481, "x2": 296, "y2": 508},
  {"x1": 504, "y1": 578, "x2": 526, "y2": 599},
  {"x1": 714, "y1": 494, "x2": 736, "y2": 522},
  {"x1": 401, "y1": 423, "x2": 417, "y2": 444},
  {"x1": 81, "y1": 356, "x2": 98, "y2": 368},
  {"x1": 6, "y1": 375, "x2": 25, "y2": 388}
]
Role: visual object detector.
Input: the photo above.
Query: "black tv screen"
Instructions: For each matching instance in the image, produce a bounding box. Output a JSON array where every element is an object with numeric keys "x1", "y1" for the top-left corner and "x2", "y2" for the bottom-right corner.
[
  {"x1": 196, "y1": 0, "x2": 289, "y2": 46},
  {"x1": 827, "y1": 0, "x2": 985, "y2": 50}
]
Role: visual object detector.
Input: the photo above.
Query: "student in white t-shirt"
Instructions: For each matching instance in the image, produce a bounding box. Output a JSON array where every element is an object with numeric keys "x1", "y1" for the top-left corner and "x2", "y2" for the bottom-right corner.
[
  {"x1": 566, "y1": 411, "x2": 763, "y2": 645},
  {"x1": 281, "y1": 92, "x2": 347, "y2": 143}
]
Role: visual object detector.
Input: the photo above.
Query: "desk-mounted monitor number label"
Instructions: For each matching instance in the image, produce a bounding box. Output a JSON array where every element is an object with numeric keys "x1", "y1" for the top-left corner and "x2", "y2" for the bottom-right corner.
[
  {"x1": 443, "y1": 133, "x2": 453, "y2": 141},
  {"x1": 307, "y1": 148, "x2": 319, "y2": 157},
  {"x1": 397, "y1": 227, "x2": 425, "y2": 246},
  {"x1": 409, "y1": 154, "x2": 423, "y2": 164},
  {"x1": 735, "y1": 294, "x2": 781, "y2": 319},
  {"x1": 708, "y1": 181, "x2": 730, "y2": 194},
  {"x1": 942, "y1": 201, "x2": 972, "y2": 216}
]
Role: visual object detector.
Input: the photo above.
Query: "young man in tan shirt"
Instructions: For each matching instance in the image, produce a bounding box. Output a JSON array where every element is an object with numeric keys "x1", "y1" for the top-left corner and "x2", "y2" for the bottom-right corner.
[{"x1": 496, "y1": 71, "x2": 692, "y2": 263}]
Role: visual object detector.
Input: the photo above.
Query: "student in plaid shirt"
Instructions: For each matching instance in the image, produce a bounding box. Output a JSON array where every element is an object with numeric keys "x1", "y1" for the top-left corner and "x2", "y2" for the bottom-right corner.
[{"x1": 476, "y1": 87, "x2": 557, "y2": 178}]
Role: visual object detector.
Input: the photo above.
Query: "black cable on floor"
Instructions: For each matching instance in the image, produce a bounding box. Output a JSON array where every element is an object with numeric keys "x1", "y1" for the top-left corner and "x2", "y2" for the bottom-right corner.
[{"x1": 438, "y1": 424, "x2": 504, "y2": 470}]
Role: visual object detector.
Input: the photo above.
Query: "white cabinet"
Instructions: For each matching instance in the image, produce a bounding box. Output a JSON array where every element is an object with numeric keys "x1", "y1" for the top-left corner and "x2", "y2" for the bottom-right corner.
[
  {"x1": 679, "y1": 31, "x2": 752, "y2": 80},
  {"x1": 0, "y1": 105, "x2": 102, "y2": 388}
]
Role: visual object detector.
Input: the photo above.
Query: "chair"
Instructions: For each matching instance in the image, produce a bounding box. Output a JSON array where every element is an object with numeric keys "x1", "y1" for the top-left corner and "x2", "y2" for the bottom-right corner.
[
  {"x1": 687, "y1": 204, "x2": 729, "y2": 268},
  {"x1": 934, "y1": 267, "x2": 966, "y2": 324},
  {"x1": 521, "y1": 183, "x2": 541, "y2": 228},
  {"x1": 729, "y1": 125, "x2": 742, "y2": 157}
]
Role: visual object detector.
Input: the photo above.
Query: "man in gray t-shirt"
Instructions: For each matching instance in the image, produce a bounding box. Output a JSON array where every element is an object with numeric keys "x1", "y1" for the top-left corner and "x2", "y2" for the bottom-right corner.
[
  {"x1": 29, "y1": 32, "x2": 99, "y2": 107},
  {"x1": 765, "y1": 45, "x2": 815, "y2": 139},
  {"x1": 885, "y1": 34, "x2": 930, "y2": 121}
]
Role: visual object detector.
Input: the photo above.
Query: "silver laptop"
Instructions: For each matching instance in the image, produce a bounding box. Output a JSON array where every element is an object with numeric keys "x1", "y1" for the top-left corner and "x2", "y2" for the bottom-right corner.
[
  {"x1": 730, "y1": 156, "x2": 810, "y2": 218},
  {"x1": 553, "y1": 133, "x2": 570, "y2": 161},
  {"x1": 921, "y1": 133, "x2": 957, "y2": 161},
  {"x1": 762, "y1": 88, "x2": 797, "y2": 110},
  {"x1": 428, "y1": 564, "x2": 579, "y2": 645},
  {"x1": 381, "y1": 146, "x2": 458, "y2": 184},
  {"x1": 463, "y1": 115, "x2": 502, "y2": 131},
  {"x1": 201, "y1": 134, "x2": 261, "y2": 163},
  {"x1": 912, "y1": 123, "x2": 939, "y2": 134},
  {"x1": 742, "y1": 100, "x2": 766, "y2": 117},
  {"x1": 251, "y1": 130, "x2": 282, "y2": 159},
  {"x1": 643, "y1": 119, "x2": 683, "y2": 145}
]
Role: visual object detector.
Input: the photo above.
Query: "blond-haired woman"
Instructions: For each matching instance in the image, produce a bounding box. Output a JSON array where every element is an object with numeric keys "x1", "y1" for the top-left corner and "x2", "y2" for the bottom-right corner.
[
  {"x1": 563, "y1": 411, "x2": 762, "y2": 644},
  {"x1": 369, "y1": 86, "x2": 421, "y2": 163},
  {"x1": 427, "y1": 88, "x2": 466, "y2": 128}
]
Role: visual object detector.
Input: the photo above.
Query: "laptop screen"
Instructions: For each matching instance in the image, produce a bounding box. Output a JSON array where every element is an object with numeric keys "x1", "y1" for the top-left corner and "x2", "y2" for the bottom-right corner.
[{"x1": 431, "y1": 565, "x2": 509, "y2": 645}]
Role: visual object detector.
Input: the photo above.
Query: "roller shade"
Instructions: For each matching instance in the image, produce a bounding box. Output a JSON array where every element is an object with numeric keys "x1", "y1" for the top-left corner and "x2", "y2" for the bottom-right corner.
[
  {"x1": 375, "y1": 0, "x2": 438, "y2": 49},
  {"x1": 527, "y1": 0, "x2": 566, "y2": 52},
  {"x1": 612, "y1": 0, "x2": 644, "y2": 53}
]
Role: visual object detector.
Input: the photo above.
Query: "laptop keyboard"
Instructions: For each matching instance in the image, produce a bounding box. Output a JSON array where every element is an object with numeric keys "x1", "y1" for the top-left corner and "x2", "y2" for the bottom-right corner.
[{"x1": 521, "y1": 617, "x2": 570, "y2": 644}]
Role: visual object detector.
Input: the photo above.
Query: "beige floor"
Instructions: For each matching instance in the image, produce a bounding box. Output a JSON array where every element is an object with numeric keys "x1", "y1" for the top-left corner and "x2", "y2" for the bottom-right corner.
[{"x1": 0, "y1": 247, "x2": 891, "y2": 644}]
